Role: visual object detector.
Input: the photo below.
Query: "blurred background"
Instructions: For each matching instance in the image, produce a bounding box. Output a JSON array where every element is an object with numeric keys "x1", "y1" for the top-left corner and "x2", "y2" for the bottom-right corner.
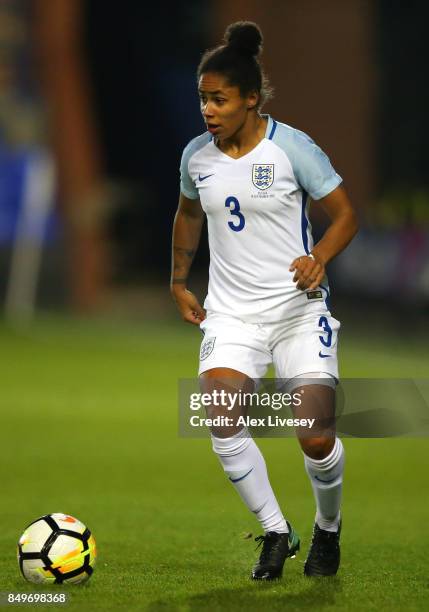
[{"x1": 0, "y1": 0, "x2": 428, "y2": 327}]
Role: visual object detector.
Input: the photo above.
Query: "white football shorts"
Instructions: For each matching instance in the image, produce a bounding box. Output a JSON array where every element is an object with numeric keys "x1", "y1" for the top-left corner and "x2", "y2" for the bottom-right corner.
[{"x1": 198, "y1": 310, "x2": 340, "y2": 387}]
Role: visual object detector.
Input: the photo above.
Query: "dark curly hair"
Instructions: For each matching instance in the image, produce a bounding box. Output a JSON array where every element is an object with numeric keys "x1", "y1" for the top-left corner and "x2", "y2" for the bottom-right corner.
[{"x1": 197, "y1": 21, "x2": 274, "y2": 111}]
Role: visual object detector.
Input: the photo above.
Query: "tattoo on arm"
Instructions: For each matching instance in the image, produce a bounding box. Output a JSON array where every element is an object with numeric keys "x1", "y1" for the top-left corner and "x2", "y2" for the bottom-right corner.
[
  {"x1": 174, "y1": 246, "x2": 195, "y2": 258},
  {"x1": 172, "y1": 246, "x2": 197, "y2": 287}
]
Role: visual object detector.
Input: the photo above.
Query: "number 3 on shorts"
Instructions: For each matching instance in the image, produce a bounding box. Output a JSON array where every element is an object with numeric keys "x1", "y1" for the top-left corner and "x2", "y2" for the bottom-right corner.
[
  {"x1": 225, "y1": 196, "x2": 245, "y2": 232},
  {"x1": 318, "y1": 315, "x2": 333, "y2": 347}
]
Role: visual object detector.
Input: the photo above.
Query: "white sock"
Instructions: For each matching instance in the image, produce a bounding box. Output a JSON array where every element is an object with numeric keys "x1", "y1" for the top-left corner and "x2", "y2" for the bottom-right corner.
[
  {"x1": 303, "y1": 437, "x2": 345, "y2": 532},
  {"x1": 211, "y1": 428, "x2": 288, "y2": 533}
]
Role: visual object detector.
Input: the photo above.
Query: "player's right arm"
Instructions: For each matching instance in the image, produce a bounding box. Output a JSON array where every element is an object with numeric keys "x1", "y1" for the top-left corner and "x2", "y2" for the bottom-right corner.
[{"x1": 170, "y1": 192, "x2": 206, "y2": 325}]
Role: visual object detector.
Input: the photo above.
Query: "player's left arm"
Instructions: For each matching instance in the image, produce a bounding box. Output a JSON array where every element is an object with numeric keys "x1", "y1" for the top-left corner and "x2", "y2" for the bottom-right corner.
[{"x1": 290, "y1": 185, "x2": 359, "y2": 291}]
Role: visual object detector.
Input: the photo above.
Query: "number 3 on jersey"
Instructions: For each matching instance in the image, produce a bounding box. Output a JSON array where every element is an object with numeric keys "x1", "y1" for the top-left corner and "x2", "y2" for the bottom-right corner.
[{"x1": 225, "y1": 196, "x2": 245, "y2": 232}]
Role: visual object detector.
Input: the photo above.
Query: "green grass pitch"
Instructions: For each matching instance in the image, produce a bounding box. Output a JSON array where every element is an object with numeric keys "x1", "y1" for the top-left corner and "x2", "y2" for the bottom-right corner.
[{"x1": 0, "y1": 315, "x2": 428, "y2": 611}]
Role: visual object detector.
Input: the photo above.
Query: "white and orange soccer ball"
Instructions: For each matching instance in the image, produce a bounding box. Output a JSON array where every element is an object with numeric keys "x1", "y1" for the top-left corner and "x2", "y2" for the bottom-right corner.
[{"x1": 17, "y1": 513, "x2": 96, "y2": 584}]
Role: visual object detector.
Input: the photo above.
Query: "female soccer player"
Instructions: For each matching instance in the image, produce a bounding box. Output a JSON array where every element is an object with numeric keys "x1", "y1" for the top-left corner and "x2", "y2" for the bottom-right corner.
[{"x1": 170, "y1": 21, "x2": 358, "y2": 581}]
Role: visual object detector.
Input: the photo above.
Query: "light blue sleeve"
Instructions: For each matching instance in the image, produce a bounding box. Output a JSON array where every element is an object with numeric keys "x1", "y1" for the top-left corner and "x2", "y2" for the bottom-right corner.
[
  {"x1": 179, "y1": 132, "x2": 212, "y2": 199},
  {"x1": 290, "y1": 129, "x2": 342, "y2": 200},
  {"x1": 179, "y1": 143, "x2": 199, "y2": 199},
  {"x1": 273, "y1": 125, "x2": 342, "y2": 200}
]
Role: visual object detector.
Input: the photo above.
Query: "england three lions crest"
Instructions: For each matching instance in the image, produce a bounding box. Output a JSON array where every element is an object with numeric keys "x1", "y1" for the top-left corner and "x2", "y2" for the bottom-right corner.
[
  {"x1": 252, "y1": 164, "x2": 274, "y2": 190},
  {"x1": 200, "y1": 337, "x2": 216, "y2": 361}
]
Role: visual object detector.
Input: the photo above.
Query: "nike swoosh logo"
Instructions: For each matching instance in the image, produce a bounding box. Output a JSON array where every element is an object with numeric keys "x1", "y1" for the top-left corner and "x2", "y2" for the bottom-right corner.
[
  {"x1": 314, "y1": 475, "x2": 337, "y2": 484},
  {"x1": 319, "y1": 351, "x2": 331, "y2": 358},
  {"x1": 229, "y1": 468, "x2": 253, "y2": 483},
  {"x1": 198, "y1": 173, "x2": 214, "y2": 182}
]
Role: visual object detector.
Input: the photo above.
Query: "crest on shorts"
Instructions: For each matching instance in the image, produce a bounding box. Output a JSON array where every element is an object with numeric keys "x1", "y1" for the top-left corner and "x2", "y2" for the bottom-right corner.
[
  {"x1": 252, "y1": 164, "x2": 274, "y2": 190},
  {"x1": 200, "y1": 336, "x2": 216, "y2": 361}
]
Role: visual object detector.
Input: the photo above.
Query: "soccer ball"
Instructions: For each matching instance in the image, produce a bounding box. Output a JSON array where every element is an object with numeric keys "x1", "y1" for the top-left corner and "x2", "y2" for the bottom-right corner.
[{"x1": 17, "y1": 513, "x2": 96, "y2": 584}]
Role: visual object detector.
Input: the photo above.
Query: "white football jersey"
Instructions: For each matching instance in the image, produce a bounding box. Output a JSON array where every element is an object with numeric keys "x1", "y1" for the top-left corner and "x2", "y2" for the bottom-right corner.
[{"x1": 179, "y1": 114, "x2": 342, "y2": 322}]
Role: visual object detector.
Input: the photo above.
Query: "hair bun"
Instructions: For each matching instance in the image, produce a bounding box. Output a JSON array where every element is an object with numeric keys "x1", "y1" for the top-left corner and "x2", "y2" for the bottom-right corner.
[{"x1": 224, "y1": 21, "x2": 263, "y2": 57}]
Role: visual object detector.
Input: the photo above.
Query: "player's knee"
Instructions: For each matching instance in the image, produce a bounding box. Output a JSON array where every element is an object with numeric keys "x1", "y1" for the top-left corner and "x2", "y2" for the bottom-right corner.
[{"x1": 301, "y1": 436, "x2": 334, "y2": 460}]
